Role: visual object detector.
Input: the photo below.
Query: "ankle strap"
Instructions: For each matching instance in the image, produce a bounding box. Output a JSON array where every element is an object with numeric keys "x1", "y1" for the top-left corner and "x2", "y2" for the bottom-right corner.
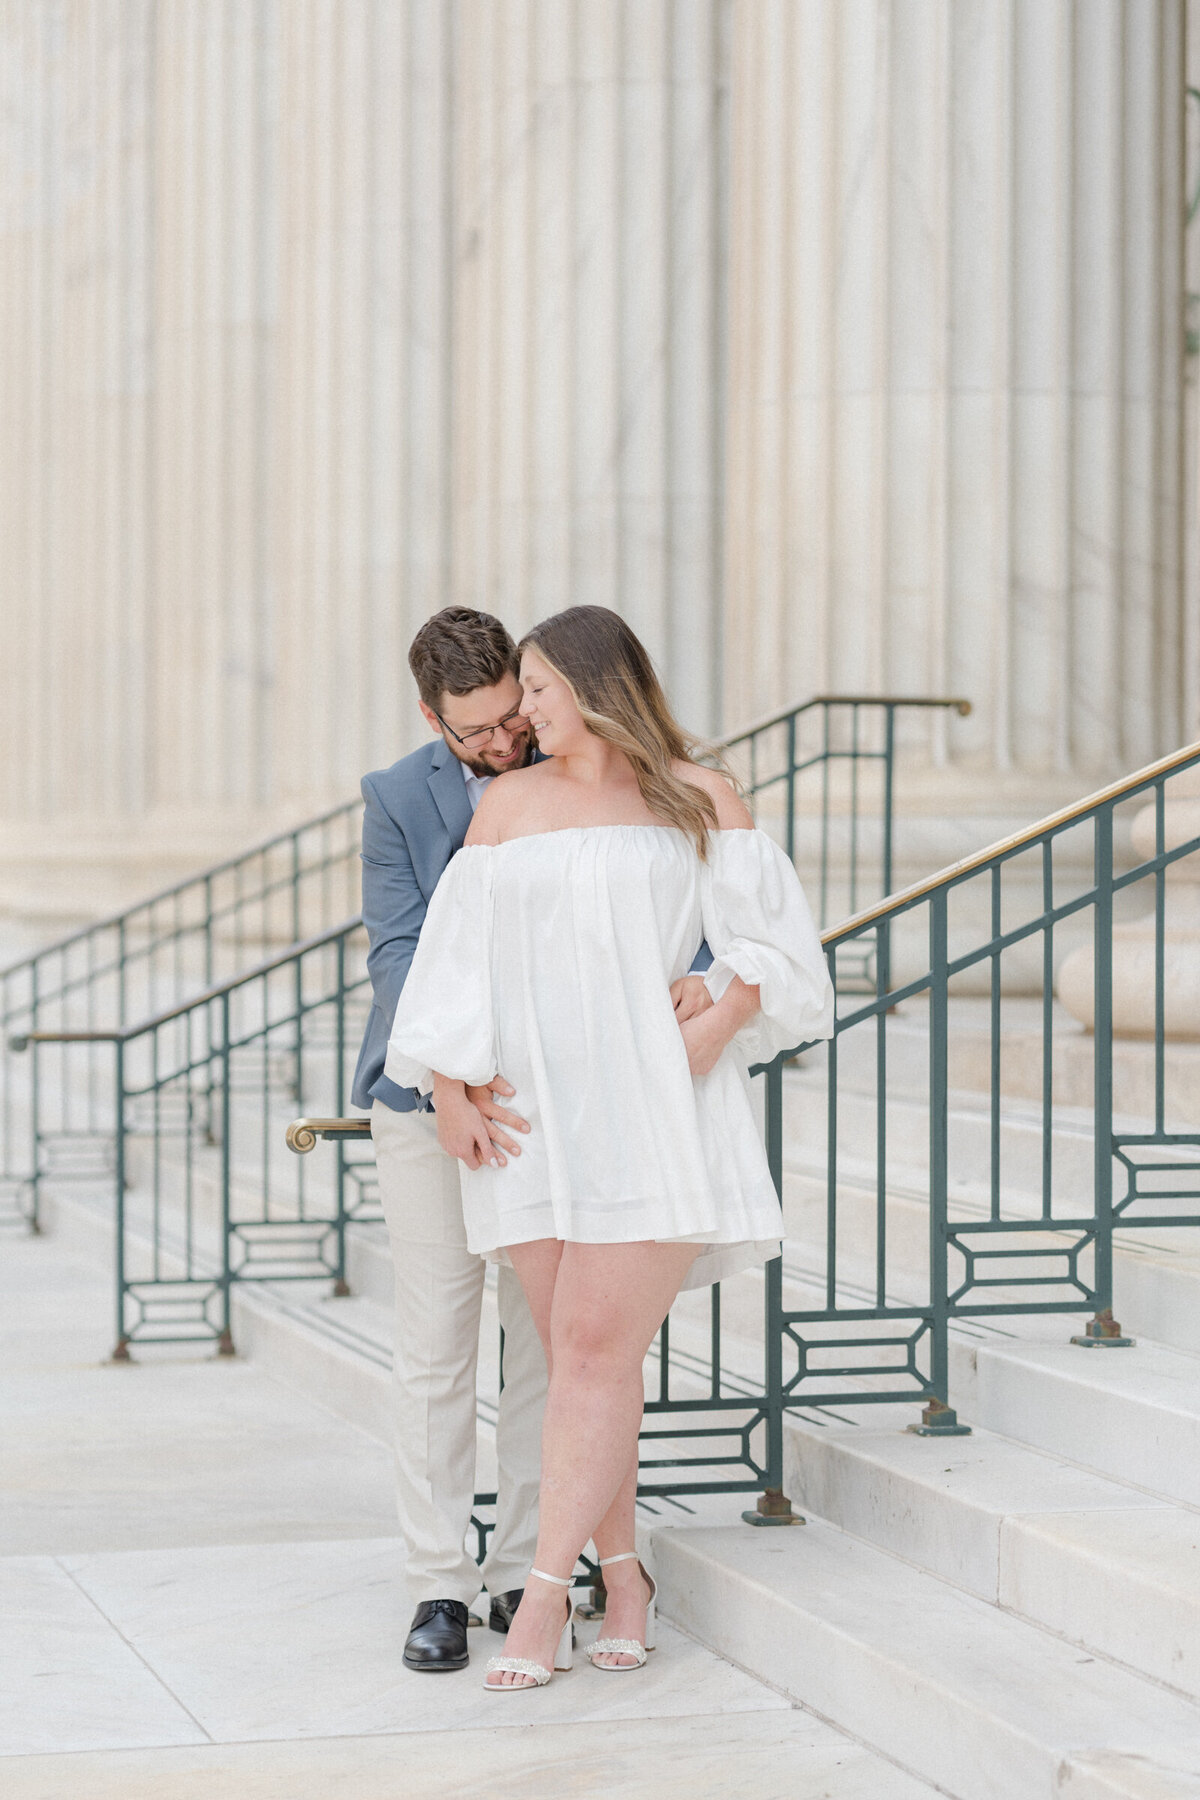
[
  {"x1": 598, "y1": 1552, "x2": 639, "y2": 1568},
  {"x1": 528, "y1": 1567, "x2": 573, "y2": 1587}
]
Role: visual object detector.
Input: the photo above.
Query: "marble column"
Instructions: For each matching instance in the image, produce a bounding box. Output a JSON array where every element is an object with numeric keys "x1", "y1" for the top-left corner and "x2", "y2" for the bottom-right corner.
[
  {"x1": 0, "y1": 0, "x2": 729, "y2": 919},
  {"x1": 1055, "y1": 2, "x2": 1200, "y2": 1040},
  {"x1": 0, "y1": 0, "x2": 458, "y2": 882},
  {"x1": 447, "y1": 0, "x2": 728, "y2": 735},
  {"x1": 722, "y1": 0, "x2": 1189, "y2": 800}
]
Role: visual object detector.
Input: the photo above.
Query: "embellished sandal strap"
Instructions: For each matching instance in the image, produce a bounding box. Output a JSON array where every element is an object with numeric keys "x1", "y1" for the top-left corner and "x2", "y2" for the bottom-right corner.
[
  {"x1": 485, "y1": 1655, "x2": 551, "y2": 1684},
  {"x1": 597, "y1": 1552, "x2": 640, "y2": 1567},
  {"x1": 587, "y1": 1637, "x2": 648, "y2": 1665}
]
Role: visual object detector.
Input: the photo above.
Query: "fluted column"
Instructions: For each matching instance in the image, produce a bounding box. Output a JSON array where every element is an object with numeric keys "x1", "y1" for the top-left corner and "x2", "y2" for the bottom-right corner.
[
  {"x1": 0, "y1": 0, "x2": 457, "y2": 859},
  {"x1": 0, "y1": 0, "x2": 728, "y2": 903},
  {"x1": 448, "y1": 0, "x2": 728, "y2": 734},
  {"x1": 723, "y1": 0, "x2": 1188, "y2": 790}
]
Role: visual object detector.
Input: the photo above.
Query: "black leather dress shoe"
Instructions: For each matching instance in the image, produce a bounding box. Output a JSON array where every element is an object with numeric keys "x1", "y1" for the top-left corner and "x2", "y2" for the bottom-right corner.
[
  {"x1": 488, "y1": 1588, "x2": 524, "y2": 1633},
  {"x1": 404, "y1": 1599, "x2": 470, "y2": 1671}
]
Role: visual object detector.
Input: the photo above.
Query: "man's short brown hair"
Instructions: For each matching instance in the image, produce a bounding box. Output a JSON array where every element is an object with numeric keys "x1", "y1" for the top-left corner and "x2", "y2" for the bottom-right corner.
[{"x1": 407, "y1": 607, "x2": 520, "y2": 710}]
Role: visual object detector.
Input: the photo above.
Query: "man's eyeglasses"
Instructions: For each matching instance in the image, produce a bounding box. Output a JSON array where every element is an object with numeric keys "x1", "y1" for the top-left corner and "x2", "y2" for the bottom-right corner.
[{"x1": 434, "y1": 708, "x2": 527, "y2": 751}]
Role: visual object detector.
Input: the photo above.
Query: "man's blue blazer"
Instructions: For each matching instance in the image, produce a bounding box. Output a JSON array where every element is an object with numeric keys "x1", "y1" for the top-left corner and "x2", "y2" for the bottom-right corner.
[{"x1": 352, "y1": 735, "x2": 480, "y2": 1113}]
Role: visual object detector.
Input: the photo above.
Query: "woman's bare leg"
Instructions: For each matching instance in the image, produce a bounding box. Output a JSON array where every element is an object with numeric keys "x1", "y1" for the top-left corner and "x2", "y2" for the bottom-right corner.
[
  {"x1": 589, "y1": 1448, "x2": 648, "y2": 1666},
  {"x1": 490, "y1": 1239, "x2": 697, "y2": 1687},
  {"x1": 504, "y1": 1238, "x2": 561, "y2": 1356}
]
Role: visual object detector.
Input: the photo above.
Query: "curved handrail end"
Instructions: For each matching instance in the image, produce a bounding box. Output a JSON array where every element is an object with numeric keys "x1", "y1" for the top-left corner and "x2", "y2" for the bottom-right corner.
[{"x1": 286, "y1": 1117, "x2": 373, "y2": 1153}]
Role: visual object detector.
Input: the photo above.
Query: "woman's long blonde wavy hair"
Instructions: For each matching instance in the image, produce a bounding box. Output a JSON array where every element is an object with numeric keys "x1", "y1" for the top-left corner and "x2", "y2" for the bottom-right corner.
[{"x1": 518, "y1": 607, "x2": 725, "y2": 860}]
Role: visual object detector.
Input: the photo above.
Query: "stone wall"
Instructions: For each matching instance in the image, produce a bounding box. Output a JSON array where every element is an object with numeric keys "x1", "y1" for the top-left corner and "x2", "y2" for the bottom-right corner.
[
  {"x1": 0, "y1": 0, "x2": 729, "y2": 909},
  {"x1": 724, "y1": 0, "x2": 1193, "y2": 785},
  {"x1": 0, "y1": 0, "x2": 1196, "y2": 916}
]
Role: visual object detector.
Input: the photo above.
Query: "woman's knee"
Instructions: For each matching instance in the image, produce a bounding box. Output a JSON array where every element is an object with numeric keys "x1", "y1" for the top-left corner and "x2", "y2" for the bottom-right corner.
[{"x1": 549, "y1": 1307, "x2": 641, "y2": 1381}]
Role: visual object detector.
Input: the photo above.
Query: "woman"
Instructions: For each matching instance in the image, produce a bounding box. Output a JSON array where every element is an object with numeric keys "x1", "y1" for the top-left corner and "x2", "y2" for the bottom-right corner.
[{"x1": 385, "y1": 606, "x2": 834, "y2": 1690}]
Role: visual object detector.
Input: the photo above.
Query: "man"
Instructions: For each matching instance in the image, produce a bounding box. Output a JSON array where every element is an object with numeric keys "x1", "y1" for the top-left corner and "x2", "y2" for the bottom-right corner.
[
  {"x1": 353, "y1": 608, "x2": 545, "y2": 1673},
  {"x1": 354, "y1": 606, "x2": 712, "y2": 1674}
]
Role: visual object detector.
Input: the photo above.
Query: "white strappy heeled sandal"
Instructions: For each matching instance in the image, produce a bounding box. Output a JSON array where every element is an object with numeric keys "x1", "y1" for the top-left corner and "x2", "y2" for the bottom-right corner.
[
  {"x1": 585, "y1": 1552, "x2": 657, "y2": 1671},
  {"x1": 483, "y1": 1568, "x2": 574, "y2": 1691}
]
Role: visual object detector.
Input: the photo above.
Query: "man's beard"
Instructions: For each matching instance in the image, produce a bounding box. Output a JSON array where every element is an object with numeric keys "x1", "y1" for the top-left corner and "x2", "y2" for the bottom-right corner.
[{"x1": 462, "y1": 734, "x2": 537, "y2": 779}]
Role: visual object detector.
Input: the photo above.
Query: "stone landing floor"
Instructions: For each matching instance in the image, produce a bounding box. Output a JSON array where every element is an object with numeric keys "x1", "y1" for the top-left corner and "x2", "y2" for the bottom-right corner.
[{"x1": 0, "y1": 1229, "x2": 936, "y2": 1799}]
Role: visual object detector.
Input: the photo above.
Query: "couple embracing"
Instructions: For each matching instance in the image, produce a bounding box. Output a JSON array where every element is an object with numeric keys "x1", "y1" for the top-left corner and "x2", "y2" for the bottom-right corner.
[{"x1": 353, "y1": 604, "x2": 834, "y2": 1692}]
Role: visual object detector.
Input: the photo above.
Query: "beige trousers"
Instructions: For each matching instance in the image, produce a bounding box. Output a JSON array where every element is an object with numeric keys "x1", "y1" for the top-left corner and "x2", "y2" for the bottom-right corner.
[{"x1": 371, "y1": 1100, "x2": 545, "y2": 1610}]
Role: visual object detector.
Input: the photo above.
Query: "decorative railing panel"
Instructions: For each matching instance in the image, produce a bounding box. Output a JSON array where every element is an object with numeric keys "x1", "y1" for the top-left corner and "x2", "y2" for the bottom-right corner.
[{"x1": 1, "y1": 803, "x2": 362, "y2": 1226}]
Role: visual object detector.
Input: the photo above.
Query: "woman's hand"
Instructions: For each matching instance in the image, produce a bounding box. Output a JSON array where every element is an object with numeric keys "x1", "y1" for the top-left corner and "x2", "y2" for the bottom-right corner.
[
  {"x1": 432, "y1": 1073, "x2": 502, "y2": 1169},
  {"x1": 677, "y1": 975, "x2": 761, "y2": 1077}
]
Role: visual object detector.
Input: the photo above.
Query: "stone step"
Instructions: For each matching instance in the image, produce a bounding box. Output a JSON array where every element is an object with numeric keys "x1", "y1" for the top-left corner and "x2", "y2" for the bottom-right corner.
[
  {"x1": 781, "y1": 1067, "x2": 1190, "y2": 1211},
  {"x1": 828, "y1": 996, "x2": 1200, "y2": 1123},
  {"x1": 781, "y1": 1157, "x2": 1200, "y2": 1358},
  {"x1": 646, "y1": 1514, "x2": 1200, "y2": 1800},
  {"x1": 0, "y1": 1710, "x2": 949, "y2": 1800},
  {"x1": 950, "y1": 1334, "x2": 1200, "y2": 1512},
  {"x1": 783, "y1": 1409, "x2": 1200, "y2": 1700},
  {"x1": 44, "y1": 1175, "x2": 1200, "y2": 1795}
]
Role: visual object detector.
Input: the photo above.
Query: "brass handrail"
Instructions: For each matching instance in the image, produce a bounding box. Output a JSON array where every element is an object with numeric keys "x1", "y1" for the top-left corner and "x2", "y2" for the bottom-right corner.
[{"x1": 824, "y1": 737, "x2": 1200, "y2": 943}]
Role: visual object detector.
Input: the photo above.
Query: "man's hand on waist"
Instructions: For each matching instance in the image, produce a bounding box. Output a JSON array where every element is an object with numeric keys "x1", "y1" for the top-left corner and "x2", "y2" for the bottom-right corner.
[
  {"x1": 466, "y1": 1076, "x2": 531, "y2": 1159},
  {"x1": 670, "y1": 974, "x2": 714, "y2": 1022},
  {"x1": 431, "y1": 1073, "x2": 499, "y2": 1169}
]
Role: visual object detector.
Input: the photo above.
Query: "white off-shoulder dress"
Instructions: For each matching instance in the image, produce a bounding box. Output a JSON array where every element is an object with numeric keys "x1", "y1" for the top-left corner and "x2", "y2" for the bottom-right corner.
[{"x1": 384, "y1": 826, "x2": 834, "y2": 1290}]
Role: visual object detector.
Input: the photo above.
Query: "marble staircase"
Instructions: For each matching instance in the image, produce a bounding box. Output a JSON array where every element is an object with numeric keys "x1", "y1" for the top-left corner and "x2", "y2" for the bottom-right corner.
[{"x1": 31, "y1": 999, "x2": 1200, "y2": 1799}]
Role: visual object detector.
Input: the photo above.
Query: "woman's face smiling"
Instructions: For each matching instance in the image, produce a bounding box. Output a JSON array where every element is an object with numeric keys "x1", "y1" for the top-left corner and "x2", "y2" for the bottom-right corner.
[{"x1": 519, "y1": 648, "x2": 586, "y2": 757}]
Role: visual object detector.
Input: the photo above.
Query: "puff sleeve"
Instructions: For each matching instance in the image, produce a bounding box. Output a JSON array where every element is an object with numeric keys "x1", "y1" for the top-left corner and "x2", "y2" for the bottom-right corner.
[
  {"x1": 699, "y1": 829, "x2": 835, "y2": 1065},
  {"x1": 384, "y1": 846, "x2": 497, "y2": 1096}
]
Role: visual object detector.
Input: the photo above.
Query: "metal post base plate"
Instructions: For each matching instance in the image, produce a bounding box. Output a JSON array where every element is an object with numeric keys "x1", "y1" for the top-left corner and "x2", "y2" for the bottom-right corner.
[
  {"x1": 742, "y1": 1487, "x2": 805, "y2": 1527},
  {"x1": 907, "y1": 1397, "x2": 971, "y2": 1437},
  {"x1": 1070, "y1": 1309, "x2": 1134, "y2": 1349}
]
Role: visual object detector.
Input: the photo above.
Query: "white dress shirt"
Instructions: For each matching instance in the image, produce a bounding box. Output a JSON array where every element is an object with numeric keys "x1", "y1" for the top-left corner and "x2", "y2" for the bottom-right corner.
[{"x1": 462, "y1": 762, "x2": 493, "y2": 816}]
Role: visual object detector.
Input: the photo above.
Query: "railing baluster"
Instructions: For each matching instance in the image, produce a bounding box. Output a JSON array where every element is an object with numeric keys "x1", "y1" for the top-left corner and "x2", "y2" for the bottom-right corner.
[
  {"x1": 1070, "y1": 804, "x2": 1131, "y2": 1348},
  {"x1": 881, "y1": 705, "x2": 896, "y2": 899},
  {"x1": 904, "y1": 887, "x2": 971, "y2": 1436},
  {"x1": 1155, "y1": 782, "x2": 1166, "y2": 1137},
  {"x1": 849, "y1": 704, "x2": 861, "y2": 915},
  {"x1": 1041, "y1": 841, "x2": 1054, "y2": 1222},
  {"x1": 219, "y1": 991, "x2": 235, "y2": 1356},
  {"x1": 819, "y1": 706, "x2": 831, "y2": 926},
  {"x1": 874, "y1": 930, "x2": 888, "y2": 1310},
  {"x1": 112, "y1": 1040, "x2": 129, "y2": 1361},
  {"x1": 990, "y1": 866, "x2": 1002, "y2": 1223},
  {"x1": 333, "y1": 935, "x2": 350, "y2": 1296}
]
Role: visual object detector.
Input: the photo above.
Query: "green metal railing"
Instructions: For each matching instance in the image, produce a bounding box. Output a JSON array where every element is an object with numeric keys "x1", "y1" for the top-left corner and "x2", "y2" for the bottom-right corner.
[
  {"x1": 0, "y1": 803, "x2": 362, "y2": 1228},
  {"x1": 293, "y1": 738, "x2": 1200, "y2": 1524},
  {"x1": 3, "y1": 695, "x2": 965, "y2": 1232},
  {"x1": 16, "y1": 713, "x2": 1199, "y2": 1533},
  {"x1": 717, "y1": 694, "x2": 971, "y2": 927},
  {"x1": 745, "y1": 737, "x2": 1200, "y2": 1465},
  {"x1": 12, "y1": 921, "x2": 374, "y2": 1355}
]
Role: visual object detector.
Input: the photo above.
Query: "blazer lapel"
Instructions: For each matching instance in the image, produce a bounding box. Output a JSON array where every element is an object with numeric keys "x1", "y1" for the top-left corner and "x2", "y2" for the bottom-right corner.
[{"x1": 427, "y1": 738, "x2": 473, "y2": 850}]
